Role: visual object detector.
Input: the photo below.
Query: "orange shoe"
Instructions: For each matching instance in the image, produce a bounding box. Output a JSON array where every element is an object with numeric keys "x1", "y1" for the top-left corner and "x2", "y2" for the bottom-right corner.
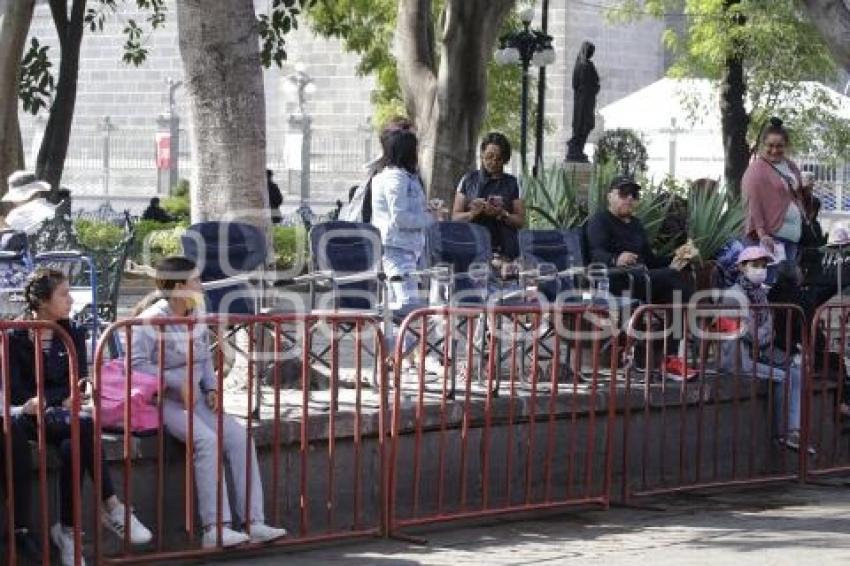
[{"x1": 663, "y1": 356, "x2": 698, "y2": 381}]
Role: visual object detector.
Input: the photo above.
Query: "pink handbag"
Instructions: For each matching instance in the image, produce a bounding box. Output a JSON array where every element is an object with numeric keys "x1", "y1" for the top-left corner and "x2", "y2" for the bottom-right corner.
[{"x1": 99, "y1": 359, "x2": 161, "y2": 433}]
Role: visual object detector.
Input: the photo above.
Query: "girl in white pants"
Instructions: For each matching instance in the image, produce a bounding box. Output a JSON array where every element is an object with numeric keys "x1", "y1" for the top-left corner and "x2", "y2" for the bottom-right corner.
[{"x1": 130, "y1": 256, "x2": 287, "y2": 548}]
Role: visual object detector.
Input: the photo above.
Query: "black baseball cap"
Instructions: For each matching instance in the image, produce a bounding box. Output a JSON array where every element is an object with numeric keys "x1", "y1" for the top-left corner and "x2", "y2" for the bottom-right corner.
[{"x1": 608, "y1": 176, "x2": 641, "y2": 198}]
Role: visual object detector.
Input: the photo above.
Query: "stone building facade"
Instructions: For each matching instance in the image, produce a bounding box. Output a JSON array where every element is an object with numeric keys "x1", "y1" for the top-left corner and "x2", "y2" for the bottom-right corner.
[{"x1": 16, "y1": 0, "x2": 670, "y2": 212}]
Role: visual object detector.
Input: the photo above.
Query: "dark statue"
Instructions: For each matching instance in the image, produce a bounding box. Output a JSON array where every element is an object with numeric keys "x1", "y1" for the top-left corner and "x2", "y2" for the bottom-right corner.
[{"x1": 566, "y1": 41, "x2": 600, "y2": 163}]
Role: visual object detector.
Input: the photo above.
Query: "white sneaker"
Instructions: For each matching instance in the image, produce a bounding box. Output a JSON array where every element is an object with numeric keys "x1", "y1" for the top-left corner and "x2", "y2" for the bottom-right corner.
[
  {"x1": 101, "y1": 503, "x2": 152, "y2": 545},
  {"x1": 50, "y1": 522, "x2": 86, "y2": 566},
  {"x1": 247, "y1": 522, "x2": 288, "y2": 543},
  {"x1": 202, "y1": 525, "x2": 250, "y2": 548}
]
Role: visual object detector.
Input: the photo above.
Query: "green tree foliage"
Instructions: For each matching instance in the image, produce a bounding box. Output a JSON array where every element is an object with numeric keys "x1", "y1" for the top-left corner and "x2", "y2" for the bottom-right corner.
[
  {"x1": 307, "y1": 0, "x2": 543, "y2": 143},
  {"x1": 610, "y1": 0, "x2": 850, "y2": 162}
]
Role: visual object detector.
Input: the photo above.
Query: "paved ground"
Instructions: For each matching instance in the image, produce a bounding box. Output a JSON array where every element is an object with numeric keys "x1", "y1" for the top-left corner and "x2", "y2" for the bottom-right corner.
[{"x1": 207, "y1": 481, "x2": 850, "y2": 565}]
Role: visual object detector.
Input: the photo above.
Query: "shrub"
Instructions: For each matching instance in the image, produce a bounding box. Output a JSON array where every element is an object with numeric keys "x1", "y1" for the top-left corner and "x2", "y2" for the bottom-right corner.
[
  {"x1": 73, "y1": 219, "x2": 125, "y2": 251},
  {"x1": 132, "y1": 219, "x2": 188, "y2": 265},
  {"x1": 271, "y1": 225, "x2": 305, "y2": 271},
  {"x1": 594, "y1": 128, "x2": 649, "y2": 176}
]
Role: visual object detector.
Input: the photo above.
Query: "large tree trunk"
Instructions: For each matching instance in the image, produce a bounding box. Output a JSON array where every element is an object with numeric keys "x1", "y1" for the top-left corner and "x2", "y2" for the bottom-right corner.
[
  {"x1": 0, "y1": 0, "x2": 35, "y2": 196},
  {"x1": 36, "y1": 0, "x2": 85, "y2": 197},
  {"x1": 396, "y1": 0, "x2": 515, "y2": 204},
  {"x1": 799, "y1": 0, "x2": 850, "y2": 71},
  {"x1": 720, "y1": 0, "x2": 749, "y2": 196},
  {"x1": 176, "y1": 0, "x2": 269, "y2": 230}
]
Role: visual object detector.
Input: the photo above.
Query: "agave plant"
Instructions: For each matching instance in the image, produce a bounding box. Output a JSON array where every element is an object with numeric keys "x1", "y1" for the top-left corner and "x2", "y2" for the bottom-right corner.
[
  {"x1": 632, "y1": 182, "x2": 674, "y2": 255},
  {"x1": 687, "y1": 186, "x2": 745, "y2": 261},
  {"x1": 522, "y1": 164, "x2": 589, "y2": 229}
]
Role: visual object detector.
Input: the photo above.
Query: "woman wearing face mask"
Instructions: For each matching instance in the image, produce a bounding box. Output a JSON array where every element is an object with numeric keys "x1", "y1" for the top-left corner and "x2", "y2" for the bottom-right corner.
[
  {"x1": 130, "y1": 256, "x2": 287, "y2": 548},
  {"x1": 742, "y1": 117, "x2": 805, "y2": 282},
  {"x1": 719, "y1": 246, "x2": 811, "y2": 453},
  {"x1": 8, "y1": 269, "x2": 151, "y2": 565}
]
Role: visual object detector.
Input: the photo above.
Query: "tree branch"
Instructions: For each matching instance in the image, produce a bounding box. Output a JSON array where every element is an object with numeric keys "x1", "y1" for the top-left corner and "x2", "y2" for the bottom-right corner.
[
  {"x1": 47, "y1": 0, "x2": 68, "y2": 45},
  {"x1": 395, "y1": 0, "x2": 437, "y2": 120}
]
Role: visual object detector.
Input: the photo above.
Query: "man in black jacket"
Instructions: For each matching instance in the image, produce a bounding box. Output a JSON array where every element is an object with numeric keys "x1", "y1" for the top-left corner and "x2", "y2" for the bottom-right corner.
[{"x1": 586, "y1": 176, "x2": 693, "y2": 304}]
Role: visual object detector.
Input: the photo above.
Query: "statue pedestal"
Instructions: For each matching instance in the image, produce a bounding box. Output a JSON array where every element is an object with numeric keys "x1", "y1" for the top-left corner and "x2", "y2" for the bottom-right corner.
[{"x1": 562, "y1": 161, "x2": 595, "y2": 205}]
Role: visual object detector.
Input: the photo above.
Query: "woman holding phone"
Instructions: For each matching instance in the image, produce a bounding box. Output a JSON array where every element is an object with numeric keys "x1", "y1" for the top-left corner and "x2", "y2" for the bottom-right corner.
[{"x1": 453, "y1": 132, "x2": 525, "y2": 261}]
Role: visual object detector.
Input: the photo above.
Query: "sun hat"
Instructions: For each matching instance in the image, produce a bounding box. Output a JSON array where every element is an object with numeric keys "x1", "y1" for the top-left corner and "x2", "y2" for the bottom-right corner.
[
  {"x1": 736, "y1": 245, "x2": 773, "y2": 264},
  {"x1": 5, "y1": 198, "x2": 57, "y2": 235},
  {"x1": 3, "y1": 171, "x2": 51, "y2": 204}
]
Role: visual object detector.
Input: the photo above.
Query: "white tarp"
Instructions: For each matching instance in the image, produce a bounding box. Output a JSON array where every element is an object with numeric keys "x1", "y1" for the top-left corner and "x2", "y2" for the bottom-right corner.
[{"x1": 598, "y1": 77, "x2": 850, "y2": 183}]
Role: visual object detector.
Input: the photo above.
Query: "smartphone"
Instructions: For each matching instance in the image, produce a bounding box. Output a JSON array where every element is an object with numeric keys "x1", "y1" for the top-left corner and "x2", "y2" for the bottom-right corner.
[{"x1": 488, "y1": 195, "x2": 504, "y2": 208}]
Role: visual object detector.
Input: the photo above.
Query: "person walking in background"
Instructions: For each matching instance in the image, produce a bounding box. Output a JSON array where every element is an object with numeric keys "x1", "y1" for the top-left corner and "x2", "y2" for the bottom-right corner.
[
  {"x1": 267, "y1": 169, "x2": 283, "y2": 224},
  {"x1": 142, "y1": 197, "x2": 173, "y2": 223},
  {"x1": 742, "y1": 117, "x2": 804, "y2": 283}
]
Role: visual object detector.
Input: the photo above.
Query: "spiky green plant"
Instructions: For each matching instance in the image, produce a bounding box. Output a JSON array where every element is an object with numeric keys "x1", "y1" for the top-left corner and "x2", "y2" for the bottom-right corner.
[
  {"x1": 688, "y1": 186, "x2": 745, "y2": 261},
  {"x1": 522, "y1": 164, "x2": 588, "y2": 229}
]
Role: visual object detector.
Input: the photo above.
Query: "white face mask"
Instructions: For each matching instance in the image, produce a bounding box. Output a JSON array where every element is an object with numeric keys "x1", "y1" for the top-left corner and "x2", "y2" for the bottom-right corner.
[{"x1": 744, "y1": 267, "x2": 768, "y2": 286}]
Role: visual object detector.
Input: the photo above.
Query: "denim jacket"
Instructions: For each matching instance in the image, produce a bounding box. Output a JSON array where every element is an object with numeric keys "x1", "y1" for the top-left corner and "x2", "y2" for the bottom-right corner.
[
  {"x1": 130, "y1": 299, "x2": 215, "y2": 406},
  {"x1": 370, "y1": 167, "x2": 434, "y2": 254}
]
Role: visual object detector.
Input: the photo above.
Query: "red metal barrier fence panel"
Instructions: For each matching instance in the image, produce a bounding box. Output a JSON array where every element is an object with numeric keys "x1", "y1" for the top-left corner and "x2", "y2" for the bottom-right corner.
[
  {"x1": 386, "y1": 304, "x2": 619, "y2": 535},
  {"x1": 806, "y1": 302, "x2": 850, "y2": 479},
  {"x1": 0, "y1": 321, "x2": 84, "y2": 566},
  {"x1": 92, "y1": 313, "x2": 388, "y2": 564},
  {"x1": 621, "y1": 303, "x2": 807, "y2": 503}
]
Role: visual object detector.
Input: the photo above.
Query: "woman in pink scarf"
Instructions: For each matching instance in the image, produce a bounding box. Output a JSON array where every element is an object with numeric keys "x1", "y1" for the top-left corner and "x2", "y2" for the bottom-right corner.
[{"x1": 742, "y1": 117, "x2": 805, "y2": 282}]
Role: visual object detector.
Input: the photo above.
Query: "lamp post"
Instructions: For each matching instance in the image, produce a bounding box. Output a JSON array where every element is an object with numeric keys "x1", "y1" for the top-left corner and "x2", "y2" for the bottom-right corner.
[
  {"x1": 495, "y1": 6, "x2": 555, "y2": 173},
  {"x1": 284, "y1": 63, "x2": 317, "y2": 228}
]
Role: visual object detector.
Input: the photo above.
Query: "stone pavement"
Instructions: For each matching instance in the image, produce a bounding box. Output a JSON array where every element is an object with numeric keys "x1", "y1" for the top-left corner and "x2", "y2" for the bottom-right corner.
[{"x1": 210, "y1": 481, "x2": 850, "y2": 565}]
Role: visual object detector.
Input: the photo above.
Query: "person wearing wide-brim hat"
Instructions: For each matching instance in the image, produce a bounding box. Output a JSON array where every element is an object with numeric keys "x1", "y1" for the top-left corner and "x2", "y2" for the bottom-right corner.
[
  {"x1": 3, "y1": 171, "x2": 51, "y2": 205},
  {"x1": 3, "y1": 171, "x2": 56, "y2": 235}
]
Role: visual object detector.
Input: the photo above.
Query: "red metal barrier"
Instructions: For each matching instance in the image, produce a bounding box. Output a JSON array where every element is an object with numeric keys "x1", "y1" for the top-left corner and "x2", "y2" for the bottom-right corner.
[
  {"x1": 805, "y1": 301, "x2": 850, "y2": 479},
  {"x1": 0, "y1": 320, "x2": 83, "y2": 566},
  {"x1": 386, "y1": 304, "x2": 619, "y2": 535},
  {"x1": 92, "y1": 312, "x2": 388, "y2": 564},
  {"x1": 621, "y1": 303, "x2": 808, "y2": 503}
]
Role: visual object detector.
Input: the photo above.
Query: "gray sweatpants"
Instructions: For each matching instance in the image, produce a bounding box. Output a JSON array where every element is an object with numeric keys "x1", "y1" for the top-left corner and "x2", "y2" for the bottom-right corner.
[{"x1": 163, "y1": 399, "x2": 264, "y2": 529}]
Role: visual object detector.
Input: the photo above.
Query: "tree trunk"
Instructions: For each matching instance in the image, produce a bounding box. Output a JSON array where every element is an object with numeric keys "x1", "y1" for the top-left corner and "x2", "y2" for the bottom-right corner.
[
  {"x1": 36, "y1": 0, "x2": 86, "y2": 197},
  {"x1": 396, "y1": 0, "x2": 515, "y2": 204},
  {"x1": 0, "y1": 0, "x2": 35, "y2": 196},
  {"x1": 176, "y1": 0, "x2": 269, "y2": 230},
  {"x1": 799, "y1": 0, "x2": 850, "y2": 72},
  {"x1": 719, "y1": 0, "x2": 749, "y2": 196}
]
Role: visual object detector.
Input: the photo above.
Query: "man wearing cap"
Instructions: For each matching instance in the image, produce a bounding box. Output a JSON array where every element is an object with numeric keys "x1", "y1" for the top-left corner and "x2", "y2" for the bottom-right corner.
[{"x1": 586, "y1": 176, "x2": 695, "y2": 304}]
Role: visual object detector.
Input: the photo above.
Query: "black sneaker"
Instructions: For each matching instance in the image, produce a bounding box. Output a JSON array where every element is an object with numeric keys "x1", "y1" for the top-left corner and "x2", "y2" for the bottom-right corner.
[{"x1": 14, "y1": 529, "x2": 43, "y2": 564}]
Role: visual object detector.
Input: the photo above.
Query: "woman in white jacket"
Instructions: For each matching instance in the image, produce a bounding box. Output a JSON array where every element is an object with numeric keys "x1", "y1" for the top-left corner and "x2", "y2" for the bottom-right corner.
[
  {"x1": 130, "y1": 256, "x2": 287, "y2": 548},
  {"x1": 370, "y1": 128, "x2": 444, "y2": 312}
]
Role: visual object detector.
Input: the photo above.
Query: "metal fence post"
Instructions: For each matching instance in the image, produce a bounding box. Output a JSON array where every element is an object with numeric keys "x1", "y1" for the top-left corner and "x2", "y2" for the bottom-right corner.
[{"x1": 101, "y1": 116, "x2": 113, "y2": 195}]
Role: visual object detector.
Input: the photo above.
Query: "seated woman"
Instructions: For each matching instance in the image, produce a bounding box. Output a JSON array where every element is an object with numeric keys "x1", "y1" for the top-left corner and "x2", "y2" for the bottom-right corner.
[
  {"x1": 586, "y1": 176, "x2": 695, "y2": 304},
  {"x1": 130, "y1": 256, "x2": 287, "y2": 549},
  {"x1": 452, "y1": 132, "x2": 525, "y2": 262},
  {"x1": 718, "y1": 247, "x2": 811, "y2": 453},
  {"x1": 9, "y1": 268, "x2": 151, "y2": 566}
]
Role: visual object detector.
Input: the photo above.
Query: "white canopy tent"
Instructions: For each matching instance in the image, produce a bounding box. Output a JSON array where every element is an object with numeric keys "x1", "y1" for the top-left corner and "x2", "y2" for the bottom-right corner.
[{"x1": 598, "y1": 77, "x2": 850, "y2": 186}]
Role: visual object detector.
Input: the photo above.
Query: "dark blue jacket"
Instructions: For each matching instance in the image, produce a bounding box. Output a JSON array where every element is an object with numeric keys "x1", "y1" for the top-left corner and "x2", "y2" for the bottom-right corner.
[{"x1": 5, "y1": 320, "x2": 88, "y2": 410}]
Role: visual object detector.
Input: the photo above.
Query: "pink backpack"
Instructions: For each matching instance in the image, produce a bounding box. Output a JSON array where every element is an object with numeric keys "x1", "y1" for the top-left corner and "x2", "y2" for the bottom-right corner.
[{"x1": 99, "y1": 359, "x2": 160, "y2": 434}]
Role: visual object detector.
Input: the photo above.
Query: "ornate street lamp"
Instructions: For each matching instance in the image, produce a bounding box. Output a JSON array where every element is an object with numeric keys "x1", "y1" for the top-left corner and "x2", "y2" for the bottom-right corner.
[{"x1": 495, "y1": 7, "x2": 555, "y2": 172}]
